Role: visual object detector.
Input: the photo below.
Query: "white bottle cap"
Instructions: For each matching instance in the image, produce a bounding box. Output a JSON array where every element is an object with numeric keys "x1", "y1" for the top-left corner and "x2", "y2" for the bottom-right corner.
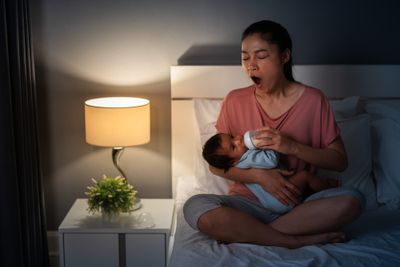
[{"x1": 244, "y1": 131, "x2": 256, "y2": 149}]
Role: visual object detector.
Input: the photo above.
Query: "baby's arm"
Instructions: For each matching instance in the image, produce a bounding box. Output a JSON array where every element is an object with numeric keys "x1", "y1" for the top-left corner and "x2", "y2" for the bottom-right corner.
[{"x1": 236, "y1": 149, "x2": 279, "y2": 169}]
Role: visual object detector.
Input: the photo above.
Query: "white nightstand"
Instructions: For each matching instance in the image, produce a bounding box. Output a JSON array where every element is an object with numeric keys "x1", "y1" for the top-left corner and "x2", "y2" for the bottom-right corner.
[{"x1": 59, "y1": 198, "x2": 174, "y2": 267}]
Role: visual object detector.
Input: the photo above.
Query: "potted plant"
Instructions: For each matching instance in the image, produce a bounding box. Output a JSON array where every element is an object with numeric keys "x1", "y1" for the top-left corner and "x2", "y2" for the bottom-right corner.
[{"x1": 85, "y1": 175, "x2": 137, "y2": 218}]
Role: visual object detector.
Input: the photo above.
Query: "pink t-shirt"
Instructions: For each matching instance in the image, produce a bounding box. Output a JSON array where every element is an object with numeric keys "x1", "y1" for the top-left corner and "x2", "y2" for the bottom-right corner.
[{"x1": 216, "y1": 85, "x2": 340, "y2": 199}]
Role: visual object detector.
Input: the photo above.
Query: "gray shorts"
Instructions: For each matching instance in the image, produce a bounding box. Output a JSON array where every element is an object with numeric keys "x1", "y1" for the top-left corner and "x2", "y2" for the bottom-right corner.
[{"x1": 183, "y1": 187, "x2": 365, "y2": 230}]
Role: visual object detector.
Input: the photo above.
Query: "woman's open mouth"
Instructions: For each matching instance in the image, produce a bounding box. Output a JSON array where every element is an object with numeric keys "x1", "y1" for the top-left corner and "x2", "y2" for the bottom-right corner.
[{"x1": 251, "y1": 76, "x2": 261, "y2": 86}]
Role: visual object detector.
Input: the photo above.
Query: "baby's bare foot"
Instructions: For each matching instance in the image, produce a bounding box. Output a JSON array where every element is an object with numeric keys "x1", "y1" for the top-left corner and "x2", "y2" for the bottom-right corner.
[{"x1": 289, "y1": 231, "x2": 346, "y2": 249}]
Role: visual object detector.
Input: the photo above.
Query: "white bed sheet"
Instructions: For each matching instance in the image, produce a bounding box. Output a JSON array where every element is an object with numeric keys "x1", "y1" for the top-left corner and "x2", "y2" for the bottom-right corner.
[{"x1": 169, "y1": 176, "x2": 400, "y2": 267}]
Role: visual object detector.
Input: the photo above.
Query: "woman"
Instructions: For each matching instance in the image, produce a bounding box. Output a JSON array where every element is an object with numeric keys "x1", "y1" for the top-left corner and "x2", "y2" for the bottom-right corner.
[{"x1": 183, "y1": 20, "x2": 364, "y2": 248}]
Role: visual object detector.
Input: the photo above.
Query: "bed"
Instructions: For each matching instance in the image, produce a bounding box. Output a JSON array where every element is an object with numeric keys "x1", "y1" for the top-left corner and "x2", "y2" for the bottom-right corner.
[{"x1": 168, "y1": 65, "x2": 400, "y2": 267}]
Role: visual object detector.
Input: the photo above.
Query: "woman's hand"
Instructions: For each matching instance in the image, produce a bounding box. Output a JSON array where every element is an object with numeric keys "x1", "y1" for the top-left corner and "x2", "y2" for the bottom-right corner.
[
  {"x1": 254, "y1": 127, "x2": 348, "y2": 171},
  {"x1": 253, "y1": 168, "x2": 301, "y2": 206},
  {"x1": 254, "y1": 126, "x2": 298, "y2": 155}
]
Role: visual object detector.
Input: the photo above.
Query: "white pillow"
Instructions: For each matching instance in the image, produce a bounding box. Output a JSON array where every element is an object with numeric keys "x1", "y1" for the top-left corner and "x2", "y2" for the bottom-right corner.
[
  {"x1": 317, "y1": 114, "x2": 377, "y2": 210},
  {"x1": 365, "y1": 102, "x2": 400, "y2": 208},
  {"x1": 330, "y1": 96, "x2": 360, "y2": 120},
  {"x1": 365, "y1": 101, "x2": 400, "y2": 121},
  {"x1": 193, "y1": 99, "x2": 231, "y2": 195},
  {"x1": 193, "y1": 99, "x2": 221, "y2": 135}
]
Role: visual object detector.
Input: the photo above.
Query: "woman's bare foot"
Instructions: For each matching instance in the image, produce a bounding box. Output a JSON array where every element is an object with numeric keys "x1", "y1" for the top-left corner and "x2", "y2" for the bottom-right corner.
[{"x1": 287, "y1": 231, "x2": 346, "y2": 249}]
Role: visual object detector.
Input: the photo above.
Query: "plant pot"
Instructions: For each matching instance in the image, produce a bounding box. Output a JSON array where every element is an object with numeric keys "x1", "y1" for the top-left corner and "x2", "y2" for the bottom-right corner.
[{"x1": 101, "y1": 210, "x2": 120, "y2": 222}]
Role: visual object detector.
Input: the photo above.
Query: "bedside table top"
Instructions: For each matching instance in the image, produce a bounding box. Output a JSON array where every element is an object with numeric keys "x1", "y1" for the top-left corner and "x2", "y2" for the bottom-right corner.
[{"x1": 59, "y1": 198, "x2": 174, "y2": 233}]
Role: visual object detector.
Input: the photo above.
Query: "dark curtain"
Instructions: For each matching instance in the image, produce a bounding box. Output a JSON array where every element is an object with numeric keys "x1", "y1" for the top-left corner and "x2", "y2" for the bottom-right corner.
[{"x1": 0, "y1": 0, "x2": 49, "y2": 266}]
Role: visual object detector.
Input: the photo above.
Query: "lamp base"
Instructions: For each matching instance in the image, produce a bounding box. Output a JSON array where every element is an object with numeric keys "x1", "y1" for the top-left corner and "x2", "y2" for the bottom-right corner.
[
  {"x1": 131, "y1": 197, "x2": 142, "y2": 211},
  {"x1": 112, "y1": 147, "x2": 142, "y2": 210}
]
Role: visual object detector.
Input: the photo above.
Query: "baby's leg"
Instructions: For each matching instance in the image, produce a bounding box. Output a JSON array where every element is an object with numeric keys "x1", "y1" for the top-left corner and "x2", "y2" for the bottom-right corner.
[{"x1": 289, "y1": 170, "x2": 339, "y2": 193}]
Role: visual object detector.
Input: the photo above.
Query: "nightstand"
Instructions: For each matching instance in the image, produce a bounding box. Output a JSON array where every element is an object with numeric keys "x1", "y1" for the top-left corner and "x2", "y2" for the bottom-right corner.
[{"x1": 59, "y1": 198, "x2": 174, "y2": 267}]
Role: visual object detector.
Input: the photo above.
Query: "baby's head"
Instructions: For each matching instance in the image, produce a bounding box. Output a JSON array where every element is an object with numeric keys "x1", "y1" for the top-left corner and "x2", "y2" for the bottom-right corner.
[{"x1": 202, "y1": 133, "x2": 247, "y2": 172}]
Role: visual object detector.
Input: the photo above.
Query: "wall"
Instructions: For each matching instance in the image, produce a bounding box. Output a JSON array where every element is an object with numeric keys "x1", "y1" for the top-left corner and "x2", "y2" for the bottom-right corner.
[{"x1": 31, "y1": 0, "x2": 400, "y2": 229}]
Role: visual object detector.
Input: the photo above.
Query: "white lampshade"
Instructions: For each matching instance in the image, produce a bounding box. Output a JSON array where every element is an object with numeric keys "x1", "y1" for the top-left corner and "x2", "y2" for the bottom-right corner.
[{"x1": 85, "y1": 97, "x2": 150, "y2": 147}]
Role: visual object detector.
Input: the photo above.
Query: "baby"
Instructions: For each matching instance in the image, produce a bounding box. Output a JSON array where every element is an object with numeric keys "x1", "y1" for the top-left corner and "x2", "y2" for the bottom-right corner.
[{"x1": 202, "y1": 132, "x2": 339, "y2": 214}]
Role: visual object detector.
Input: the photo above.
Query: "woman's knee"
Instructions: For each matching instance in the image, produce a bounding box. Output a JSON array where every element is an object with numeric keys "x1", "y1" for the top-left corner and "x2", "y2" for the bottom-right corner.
[
  {"x1": 336, "y1": 195, "x2": 363, "y2": 220},
  {"x1": 343, "y1": 188, "x2": 365, "y2": 212},
  {"x1": 183, "y1": 194, "x2": 222, "y2": 230},
  {"x1": 307, "y1": 187, "x2": 366, "y2": 211},
  {"x1": 197, "y1": 209, "x2": 218, "y2": 233},
  {"x1": 183, "y1": 194, "x2": 220, "y2": 216}
]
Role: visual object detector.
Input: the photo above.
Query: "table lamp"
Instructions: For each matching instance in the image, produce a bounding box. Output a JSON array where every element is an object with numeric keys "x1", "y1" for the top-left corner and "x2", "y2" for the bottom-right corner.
[{"x1": 84, "y1": 97, "x2": 150, "y2": 210}]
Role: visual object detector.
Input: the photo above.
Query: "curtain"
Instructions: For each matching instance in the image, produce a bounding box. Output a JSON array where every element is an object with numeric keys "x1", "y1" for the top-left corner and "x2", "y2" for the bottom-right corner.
[{"x1": 0, "y1": 0, "x2": 49, "y2": 266}]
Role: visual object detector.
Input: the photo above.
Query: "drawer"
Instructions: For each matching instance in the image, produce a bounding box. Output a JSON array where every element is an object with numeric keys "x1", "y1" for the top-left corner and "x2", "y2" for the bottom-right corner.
[
  {"x1": 63, "y1": 233, "x2": 119, "y2": 267},
  {"x1": 125, "y1": 233, "x2": 166, "y2": 267}
]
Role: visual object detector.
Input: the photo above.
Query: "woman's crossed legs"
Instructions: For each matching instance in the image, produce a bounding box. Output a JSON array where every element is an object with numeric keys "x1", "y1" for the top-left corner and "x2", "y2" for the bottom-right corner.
[{"x1": 183, "y1": 188, "x2": 364, "y2": 248}]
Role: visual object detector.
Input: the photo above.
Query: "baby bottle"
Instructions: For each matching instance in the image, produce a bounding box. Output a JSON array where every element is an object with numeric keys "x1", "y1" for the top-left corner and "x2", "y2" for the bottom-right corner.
[{"x1": 244, "y1": 130, "x2": 260, "y2": 149}]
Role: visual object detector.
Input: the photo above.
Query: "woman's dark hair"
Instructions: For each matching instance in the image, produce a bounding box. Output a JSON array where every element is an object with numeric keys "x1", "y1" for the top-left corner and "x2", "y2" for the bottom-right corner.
[
  {"x1": 202, "y1": 133, "x2": 234, "y2": 173},
  {"x1": 241, "y1": 20, "x2": 295, "y2": 82}
]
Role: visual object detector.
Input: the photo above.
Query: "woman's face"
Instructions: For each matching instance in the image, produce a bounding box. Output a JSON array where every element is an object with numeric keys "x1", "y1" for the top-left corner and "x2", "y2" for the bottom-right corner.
[{"x1": 241, "y1": 33, "x2": 289, "y2": 92}]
